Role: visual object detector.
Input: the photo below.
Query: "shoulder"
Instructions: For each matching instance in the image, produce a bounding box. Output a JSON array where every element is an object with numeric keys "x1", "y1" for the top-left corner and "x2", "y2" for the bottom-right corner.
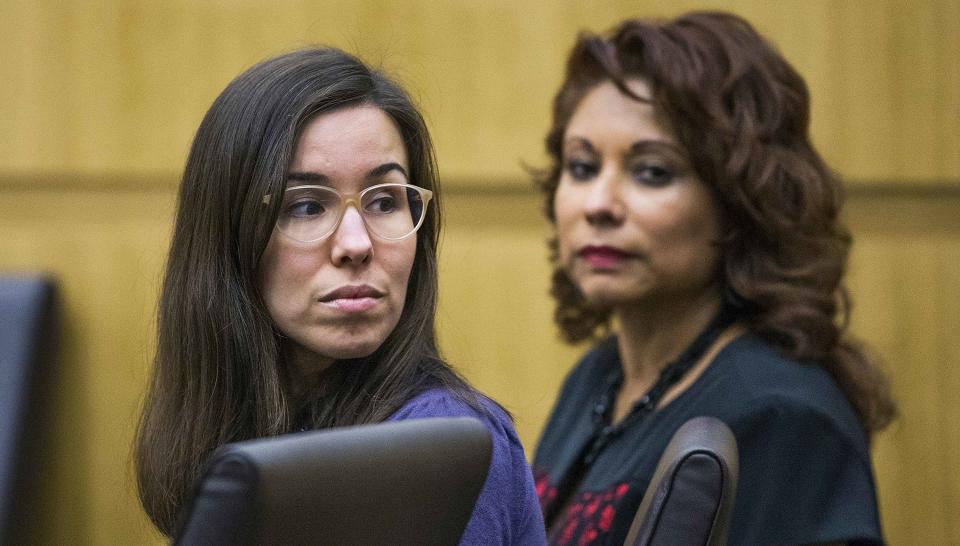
[
  {"x1": 552, "y1": 338, "x2": 618, "y2": 406},
  {"x1": 389, "y1": 387, "x2": 512, "y2": 431},
  {"x1": 387, "y1": 387, "x2": 525, "y2": 480},
  {"x1": 389, "y1": 388, "x2": 527, "y2": 474},
  {"x1": 705, "y1": 334, "x2": 866, "y2": 445},
  {"x1": 391, "y1": 387, "x2": 547, "y2": 545},
  {"x1": 703, "y1": 336, "x2": 882, "y2": 544},
  {"x1": 537, "y1": 338, "x2": 620, "y2": 450},
  {"x1": 535, "y1": 340, "x2": 616, "y2": 460}
]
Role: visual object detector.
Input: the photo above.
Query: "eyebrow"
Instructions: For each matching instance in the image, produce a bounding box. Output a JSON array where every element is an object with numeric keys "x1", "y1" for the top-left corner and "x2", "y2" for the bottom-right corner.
[
  {"x1": 287, "y1": 171, "x2": 330, "y2": 184},
  {"x1": 563, "y1": 136, "x2": 682, "y2": 157},
  {"x1": 287, "y1": 162, "x2": 408, "y2": 186},
  {"x1": 366, "y1": 162, "x2": 408, "y2": 180},
  {"x1": 628, "y1": 140, "x2": 684, "y2": 157},
  {"x1": 563, "y1": 137, "x2": 596, "y2": 154}
]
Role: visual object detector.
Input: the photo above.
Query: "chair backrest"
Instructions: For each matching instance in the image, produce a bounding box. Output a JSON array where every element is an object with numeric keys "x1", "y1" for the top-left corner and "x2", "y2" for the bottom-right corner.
[
  {"x1": 174, "y1": 416, "x2": 492, "y2": 546},
  {"x1": 623, "y1": 416, "x2": 739, "y2": 546},
  {"x1": 0, "y1": 275, "x2": 58, "y2": 545}
]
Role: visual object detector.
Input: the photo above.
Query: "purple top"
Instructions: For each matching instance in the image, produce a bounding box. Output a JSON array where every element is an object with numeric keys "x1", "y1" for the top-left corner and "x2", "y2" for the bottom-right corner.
[{"x1": 388, "y1": 388, "x2": 547, "y2": 545}]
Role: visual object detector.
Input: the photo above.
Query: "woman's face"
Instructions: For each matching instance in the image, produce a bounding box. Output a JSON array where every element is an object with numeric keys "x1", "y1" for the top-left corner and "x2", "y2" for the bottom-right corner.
[
  {"x1": 259, "y1": 105, "x2": 417, "y2": 372},
  {"x1": 554, "y1": 79, "x2": 721, "y2": 311}
]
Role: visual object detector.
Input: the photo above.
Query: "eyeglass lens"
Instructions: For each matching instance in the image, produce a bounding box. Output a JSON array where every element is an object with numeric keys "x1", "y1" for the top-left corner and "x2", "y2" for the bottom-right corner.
[{"x1": 276, "y1": 184, "x2": 426, "y2": 242}]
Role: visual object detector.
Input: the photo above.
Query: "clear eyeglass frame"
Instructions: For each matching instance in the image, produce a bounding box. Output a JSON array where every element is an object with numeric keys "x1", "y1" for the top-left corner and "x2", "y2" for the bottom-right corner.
[{"x1": 263, "y1": 182, "x2": 433, "y2": 243}]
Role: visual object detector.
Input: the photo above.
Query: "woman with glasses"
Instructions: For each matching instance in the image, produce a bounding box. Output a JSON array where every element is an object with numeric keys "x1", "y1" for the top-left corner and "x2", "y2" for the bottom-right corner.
[
  {"x1": 135, "y1": 47, "x2": 546, "y2": 544},
  {"x1": 531, "y1": 12, "x2": 894, "y2": 545}
]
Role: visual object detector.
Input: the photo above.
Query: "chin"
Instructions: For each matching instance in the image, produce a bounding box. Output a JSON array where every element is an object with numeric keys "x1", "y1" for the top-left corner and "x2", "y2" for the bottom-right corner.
[
  {"x1": 582, "y1": 294, "x2": 630, "y2": 309},
  {"x1": 577, "y1": 282, "x2": 645, "y2": 308},
  {"x1": 293, "y1": 317, "x2": 402, "y2": 362},
  {"x1": 323, "y1": 338, "x2": 384, "y2": 360}
]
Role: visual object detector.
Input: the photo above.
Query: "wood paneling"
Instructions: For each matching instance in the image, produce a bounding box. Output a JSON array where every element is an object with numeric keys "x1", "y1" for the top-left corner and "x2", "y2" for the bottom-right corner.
[
  {"x1": 844, "y1": 191, "x2": 960, "y2": 545},
  {"x1": 0, "y1": 185, "x2": 176, "y2": 544},
  {"x1": 1, "y1": 1, "x2": 958, "y2": 544},
  {"x1": 1, "y1": 0, "x2": 957, "y2": 183}
]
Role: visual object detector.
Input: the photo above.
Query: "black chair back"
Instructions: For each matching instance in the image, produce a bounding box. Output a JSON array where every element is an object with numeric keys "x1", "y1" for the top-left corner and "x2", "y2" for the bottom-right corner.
[
  {"x1": 0, "y1": 276, "x2": 58, "y2": 545},
  {"x1": 623, "y1": 416, "x2": 739, "y2": 546},
  {"x1": 175, "y1": 416, "x2": 492, "y2": 546}
]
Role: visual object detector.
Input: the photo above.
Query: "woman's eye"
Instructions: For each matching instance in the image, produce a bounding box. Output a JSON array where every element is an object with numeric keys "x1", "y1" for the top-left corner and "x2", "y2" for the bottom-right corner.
[
  {"x1": 632, "y1": 164, "x2": 674, "y2": 187},
  {"x1": 287, "y1": 200, "x2": 326, "y2": 218},
  {"x1": 365, "y1": 194, "x2": 398, "y2": 214},
  {"x1": 564, "y1": 160, "x2": 599, "y2": 181}
]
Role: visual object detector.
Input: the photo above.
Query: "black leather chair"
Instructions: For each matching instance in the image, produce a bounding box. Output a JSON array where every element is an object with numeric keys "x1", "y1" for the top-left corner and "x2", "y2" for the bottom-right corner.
[
  {"x1": 0, "y1": 275, "x2": 58, "y2": 545},
  {"x1": 623, "y1": 416, "x2": 739, "y2": 546},
  {"x1": 174, "y1": 416, "x2": 493, "y2": 546}
]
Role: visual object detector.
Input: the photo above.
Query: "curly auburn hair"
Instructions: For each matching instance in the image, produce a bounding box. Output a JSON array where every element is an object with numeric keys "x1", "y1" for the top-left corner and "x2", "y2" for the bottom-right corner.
[{"x1": 536, "y1": 11, "x2": 895, "y2": 433}]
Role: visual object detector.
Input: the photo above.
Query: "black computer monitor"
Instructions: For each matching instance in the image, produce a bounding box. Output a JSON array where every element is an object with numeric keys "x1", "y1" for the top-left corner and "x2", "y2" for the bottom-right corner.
[{"x1": 174, "y1": 416, "x2": 492, "y2": 545}]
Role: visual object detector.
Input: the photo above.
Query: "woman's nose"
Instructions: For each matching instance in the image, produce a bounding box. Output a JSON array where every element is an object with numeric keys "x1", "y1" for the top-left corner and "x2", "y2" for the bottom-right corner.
[
  {"x1": 582, "y1": 171, "x2": 625, "y2": 227},
  {"x1": 330, "y1": 207, "x2": 373, "y2": 266}
]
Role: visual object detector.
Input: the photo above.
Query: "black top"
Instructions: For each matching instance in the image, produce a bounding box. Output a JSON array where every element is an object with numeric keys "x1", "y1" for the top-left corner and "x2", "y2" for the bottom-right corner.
[{"x1": 533, "y1": 334, "x2": 883, "y2": 546}]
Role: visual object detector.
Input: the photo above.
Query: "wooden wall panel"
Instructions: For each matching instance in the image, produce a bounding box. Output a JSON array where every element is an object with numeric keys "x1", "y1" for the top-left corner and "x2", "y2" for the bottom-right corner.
[
  {"x1": 1, "y1": 0, "x2": 957, "y2": 182},
  {"x1": 0, "y1": 186, "x2": 176, "y2": 544},
  {"x1": 844, "y1": 192, "x2": 960, "y2": 545}
]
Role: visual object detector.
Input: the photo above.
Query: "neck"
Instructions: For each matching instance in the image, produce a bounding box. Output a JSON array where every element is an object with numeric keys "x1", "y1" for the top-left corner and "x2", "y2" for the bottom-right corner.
[
  {"x1": 284, "y1": 342, "x2": 334, "y2": 404},
  {"x1": 614, "y1": 286, "x2": 723, "y2": 385}
]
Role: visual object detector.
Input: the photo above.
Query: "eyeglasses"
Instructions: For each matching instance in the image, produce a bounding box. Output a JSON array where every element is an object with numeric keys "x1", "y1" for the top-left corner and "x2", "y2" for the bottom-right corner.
[{"x1": 268, "y1": 183, "x2": 433, "y2": 243}]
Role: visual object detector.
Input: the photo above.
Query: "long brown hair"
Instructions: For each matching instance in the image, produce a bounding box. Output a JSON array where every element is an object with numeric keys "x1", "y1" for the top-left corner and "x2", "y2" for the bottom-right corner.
[
  {"x1": 135, "y1": 47, "x2": 478, "y2": 536},
  {"x1": 536, "y1": 12, "x2": 895, "y2": 434}
]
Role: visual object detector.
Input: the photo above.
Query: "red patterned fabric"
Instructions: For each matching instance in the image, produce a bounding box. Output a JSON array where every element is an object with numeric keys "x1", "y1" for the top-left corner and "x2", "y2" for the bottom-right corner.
[{"x1": 535, "y1": 469, "x2": 630, "y2": 546}]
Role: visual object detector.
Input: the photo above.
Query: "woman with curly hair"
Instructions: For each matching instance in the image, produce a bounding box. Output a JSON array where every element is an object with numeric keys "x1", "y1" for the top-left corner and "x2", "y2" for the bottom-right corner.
[{"x1": 532, "y1": 11, "x2": 895, "y2": 545}]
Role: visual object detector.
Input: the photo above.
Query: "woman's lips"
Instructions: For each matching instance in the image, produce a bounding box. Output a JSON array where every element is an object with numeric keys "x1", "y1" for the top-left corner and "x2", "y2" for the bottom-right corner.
[
  {"x1": 322, "y1": 297, "x2": 379, "y2": 313},
  {"x1": 578, "y1": 245, "x2": 634, "y2": 269},
  {"x1": 318, "y1": 284, "x2": 384, "y2": 313}
]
